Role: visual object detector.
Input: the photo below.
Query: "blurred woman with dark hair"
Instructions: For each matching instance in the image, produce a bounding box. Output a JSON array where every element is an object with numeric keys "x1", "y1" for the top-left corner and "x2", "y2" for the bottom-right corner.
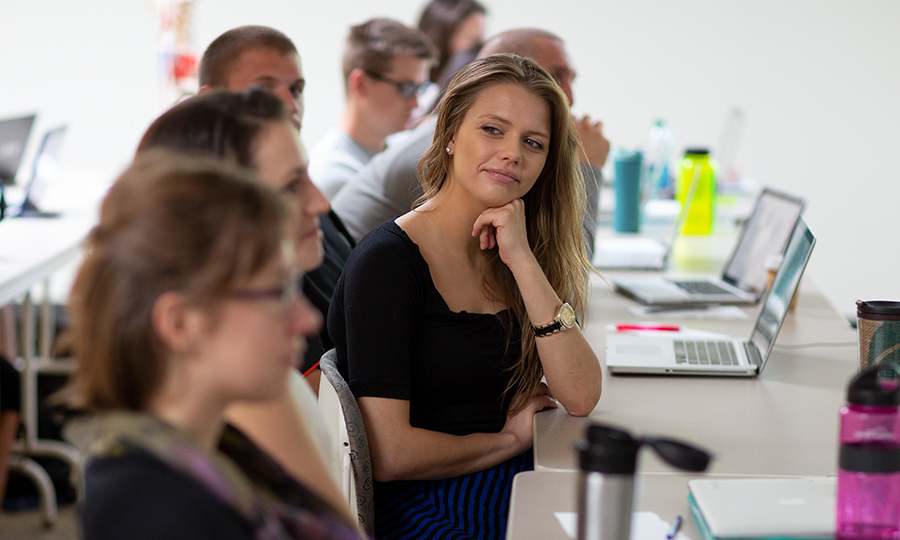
[
  {"x1": 417, "y1": 0, "x2": 487, "y2": 84},
  {"x1": 73, "y1": 152, "x2": 364, "y2": 539},
  {"x1": 413, "y1": 0, "x2": 487, "y2": 120},
  {"x1": 136, "y1": 88, "x2": 355, "y2": 524}
]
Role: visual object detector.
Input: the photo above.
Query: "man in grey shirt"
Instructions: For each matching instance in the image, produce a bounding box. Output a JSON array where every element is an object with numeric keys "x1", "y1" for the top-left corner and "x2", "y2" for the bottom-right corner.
[
  {"x1": 332, "y1": 28, "x2": 610, "y2": 256},
  {"x1": 309, "y1": 18, "x2": 436, "y2": 199}
]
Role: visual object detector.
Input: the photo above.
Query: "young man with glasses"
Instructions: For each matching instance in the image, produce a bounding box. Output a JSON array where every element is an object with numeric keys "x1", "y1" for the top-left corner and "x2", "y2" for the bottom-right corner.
[{"x1": 309, "y1": 18, "x2": 436, "y2": 199}]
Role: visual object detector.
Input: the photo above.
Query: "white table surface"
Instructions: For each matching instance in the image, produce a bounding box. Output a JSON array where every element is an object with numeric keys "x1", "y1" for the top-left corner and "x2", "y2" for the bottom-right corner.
[
  {"x1": 510, "y1": 227, "x2": 855, "y2": 539},
  {"x1": 0, "y1": 216, "x2": 94, "y2": 306}
]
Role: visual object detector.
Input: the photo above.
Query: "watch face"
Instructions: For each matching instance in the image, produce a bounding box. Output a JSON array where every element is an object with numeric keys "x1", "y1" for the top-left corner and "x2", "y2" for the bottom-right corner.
[{"x1": 559, "y1": 303, "x2": 576, "y2": 328}]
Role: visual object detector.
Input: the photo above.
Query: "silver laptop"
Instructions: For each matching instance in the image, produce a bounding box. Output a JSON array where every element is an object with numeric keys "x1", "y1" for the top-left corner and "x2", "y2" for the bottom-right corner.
[
  {"x1": 592, "y1": 200, "x2": 686, "y2": 271},
  {"x1": 606, "y1": 217, "x2": 814, "y2": 376},
  {"x1": 14, "y1": 125, "x2": 67, "y2": 218},
  {"x1": 0, "y1": 114, "x2": 36, "y2": 185},
  {"x1": 688, "y1": 476, "x2": 834, "y2": 539},
  {"x1": 592, "y1": 156, "x2": 700, "y2": 271},
  {"x1": 613, "y1": 187, "x2": 806, "y2": 306},
  {"x1": 592, "y1": 236, "x2": 671, "y2": 271}
]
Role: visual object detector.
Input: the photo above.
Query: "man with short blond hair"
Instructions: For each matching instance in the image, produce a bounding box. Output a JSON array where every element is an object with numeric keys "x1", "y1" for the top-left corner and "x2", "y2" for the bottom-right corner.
[{"x1": 199, "y1": 26, "x2": 354, "y2": 388}]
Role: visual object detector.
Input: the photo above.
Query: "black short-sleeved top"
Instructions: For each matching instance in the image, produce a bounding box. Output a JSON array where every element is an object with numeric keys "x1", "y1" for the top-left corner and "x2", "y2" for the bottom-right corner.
[
  {"x1": 82, "y1": 450, "x2": 253, "y2": 540},
  {"x1": 328, "y1": 220, "x2": 520, "y2": 436},
  {"x1": 302, "y1": 209, "x2": 356, "y2": 372},
  {"x1": 1, "y1": 355, "x2": 20, "y2": 412}
]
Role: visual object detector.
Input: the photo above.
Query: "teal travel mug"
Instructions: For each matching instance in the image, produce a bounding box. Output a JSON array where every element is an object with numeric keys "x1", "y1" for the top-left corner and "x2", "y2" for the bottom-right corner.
[{"x1": 614, "y1": 150, "x2": 643, "y2": 233}]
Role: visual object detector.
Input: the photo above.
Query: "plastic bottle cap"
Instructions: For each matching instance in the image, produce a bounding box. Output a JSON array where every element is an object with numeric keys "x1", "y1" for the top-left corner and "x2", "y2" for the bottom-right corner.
[
  {"x1": 576, "y1": 424, "x2": 712, "y2": 474},
  {"x1": 614, "y1": 148, "x2": 642, "y2": 162},
  {"x1": 856, "y1": 300, "x2": 900, "y2": 316},
  {"x1": 848, "y1": 364, "x2": 900, "y2": 406}
]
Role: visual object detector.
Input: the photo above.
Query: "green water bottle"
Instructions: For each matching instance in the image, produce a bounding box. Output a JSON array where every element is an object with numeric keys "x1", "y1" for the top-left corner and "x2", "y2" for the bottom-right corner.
[{"x1": 677, "y1": 148, "x2": 717, "y2": 235}]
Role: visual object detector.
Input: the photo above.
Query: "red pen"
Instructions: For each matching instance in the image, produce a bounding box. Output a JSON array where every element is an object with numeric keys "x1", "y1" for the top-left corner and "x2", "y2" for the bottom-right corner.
[{"x1": 616, "y1": 324, "x2": 681, "y2": 332}]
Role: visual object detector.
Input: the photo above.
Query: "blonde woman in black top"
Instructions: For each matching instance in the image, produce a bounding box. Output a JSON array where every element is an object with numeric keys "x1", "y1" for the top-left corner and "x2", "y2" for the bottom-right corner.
[{"x1": 330, "y1": 54, "x2": 601, "y2": 540}]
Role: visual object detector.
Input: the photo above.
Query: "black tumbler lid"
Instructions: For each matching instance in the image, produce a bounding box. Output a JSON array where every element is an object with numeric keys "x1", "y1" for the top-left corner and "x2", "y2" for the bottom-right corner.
[
  {"x1": 684, "y1": 148, "x2": 709, "y2": 155},
  {"x1": 857, "y1": 300, "x2": 900, "y2": 316},
  {"x1": 848, "y1": 364, "x2": 900, "y2": 406},
  {"x1": 576, "y1": 423, "x2": 713, "y2": 475},
  {"x1": 577, "y1": 424, "x2": 640, "y2": 474}
]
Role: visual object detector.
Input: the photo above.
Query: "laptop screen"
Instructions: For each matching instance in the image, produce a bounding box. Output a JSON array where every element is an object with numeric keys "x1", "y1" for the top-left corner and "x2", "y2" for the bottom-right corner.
[
  {"x1": 0, "y1": 114, "x2": 36, "y2": 185},
  {"x1": 721, "y1": 188, "x2": 806, "y2": 296},
  {"x1": 20, "y1": 126, "x2": 67, "y2": 213},
  {"x1": 748, "y1": 217, "x2": 815, "y2": 365}
]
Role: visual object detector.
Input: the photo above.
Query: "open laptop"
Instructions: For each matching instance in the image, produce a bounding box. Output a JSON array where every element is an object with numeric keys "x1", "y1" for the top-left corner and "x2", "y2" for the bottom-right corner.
[
  {"x1": 592, "y1": 200, "x2": 685, "y2": 271},
  {"x1": 592, "y1": 154, "x2": 702, "y2": 271},
  {"x1": 688, "y1": 477, "x2": 834, "y2": 539},
  {"x1": 0, "y1": 114, "x2": 37, "y2": 220},
  {"x1": 14, "y1": 125, "x2": 67, "y2": 218},
  {"x1": 0, "y1": 114, "x2": 36, "y2": 185},
  {"x1": 612, "y1": 187, "x2": 806, "y2": 305},
  {"x1": 605, "y1": 216, "x2": 814, "y2": 376}
]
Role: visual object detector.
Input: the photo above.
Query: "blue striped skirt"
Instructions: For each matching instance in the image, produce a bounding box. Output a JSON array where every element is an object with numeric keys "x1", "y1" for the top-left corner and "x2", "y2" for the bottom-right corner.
[{"x1": 373, "y1": 450, "x2": 533, "y2": 540}]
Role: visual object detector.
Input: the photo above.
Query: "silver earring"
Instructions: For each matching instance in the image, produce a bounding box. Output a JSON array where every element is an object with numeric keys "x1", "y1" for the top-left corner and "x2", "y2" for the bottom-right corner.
[{"x1": 446, "y1": 147, "x2": 451, "y2": 154}]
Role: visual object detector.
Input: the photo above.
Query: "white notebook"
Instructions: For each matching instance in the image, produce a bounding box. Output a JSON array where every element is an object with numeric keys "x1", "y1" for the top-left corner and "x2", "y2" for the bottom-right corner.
[{"x1": 688, "y1": 477, "x2": 835, "y2": 539}]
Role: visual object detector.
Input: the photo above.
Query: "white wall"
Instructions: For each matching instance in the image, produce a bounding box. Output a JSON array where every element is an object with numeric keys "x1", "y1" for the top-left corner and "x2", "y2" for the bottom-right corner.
[{"x1": 2, "y1": 0, "x2": 898, "y2": 319}]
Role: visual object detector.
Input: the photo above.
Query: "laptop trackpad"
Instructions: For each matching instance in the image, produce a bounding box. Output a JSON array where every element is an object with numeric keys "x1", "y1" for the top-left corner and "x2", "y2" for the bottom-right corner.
[{"x1": 617, "y1": 344, "x2": 663, "y2": 355}]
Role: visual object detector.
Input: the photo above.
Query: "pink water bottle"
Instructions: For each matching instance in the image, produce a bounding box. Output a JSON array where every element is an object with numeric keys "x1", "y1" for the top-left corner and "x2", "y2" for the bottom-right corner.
[{"x1": 836, "y1": 364, "x2": 900, "y2": 540}]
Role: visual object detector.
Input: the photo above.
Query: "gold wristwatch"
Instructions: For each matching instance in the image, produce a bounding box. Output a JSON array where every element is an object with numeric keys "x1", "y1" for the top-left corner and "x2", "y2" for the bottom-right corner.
[{"x1": 532, "y1": 303, "x2": 577, "y2": 337}]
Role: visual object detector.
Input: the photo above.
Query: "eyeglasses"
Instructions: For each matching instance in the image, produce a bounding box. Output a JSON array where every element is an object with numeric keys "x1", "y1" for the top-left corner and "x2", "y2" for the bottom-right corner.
[
  {"x1": 364, "y1": 70, "x2": 431, "y2": 100},
  {"x1": 230, "y1": 274, "x2": 302, "y2": 310}
]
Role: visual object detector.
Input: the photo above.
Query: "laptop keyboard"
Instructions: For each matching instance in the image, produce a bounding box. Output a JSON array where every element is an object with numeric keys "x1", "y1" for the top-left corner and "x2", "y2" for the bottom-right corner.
[
  {"x1": 672, "y1": 281, "x2": 732, "y2": 296},
  {"x1": 674, "y1": 340, "x2": 739, "y2": 365}
]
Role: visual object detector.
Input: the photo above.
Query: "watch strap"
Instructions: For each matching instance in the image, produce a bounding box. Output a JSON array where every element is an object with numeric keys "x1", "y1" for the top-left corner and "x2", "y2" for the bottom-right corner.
[
  {"x1": 532, "y1": 320, "x2": 564, "y2": 337},
  {"x1": 531, "y1": 303, "x2": 576, "y2": 337}
]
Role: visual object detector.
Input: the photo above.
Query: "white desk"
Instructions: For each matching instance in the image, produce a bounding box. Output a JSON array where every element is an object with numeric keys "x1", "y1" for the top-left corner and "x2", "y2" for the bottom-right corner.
[
  {"x1": 534, "y1": 276, "x2": 857, "y2": 477},
  {"x1": 509, "y1": 229, "x2": 856, "y2": 539},
  {"x1": 1, "y1": 215, "x2": 94, "y2": 526},
  {"x1": 0, "y1": 217, "x2": 93, "y2": 305},
  {"x1": 507, "y1": 470, "x2": 717, "y2": 540}
]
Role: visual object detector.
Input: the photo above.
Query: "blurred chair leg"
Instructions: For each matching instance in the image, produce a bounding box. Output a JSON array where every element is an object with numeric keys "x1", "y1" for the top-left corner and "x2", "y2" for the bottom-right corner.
[
  {"x1": 7, "y1": 454, "x2": 57, "y2": 528},
  {"x1": 0, "y1": 410, "x2": 19, "y2": 506}
]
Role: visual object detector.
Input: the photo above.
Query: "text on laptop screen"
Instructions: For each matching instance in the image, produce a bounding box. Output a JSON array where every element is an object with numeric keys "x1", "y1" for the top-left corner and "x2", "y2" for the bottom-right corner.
[{"x1": 749, "y1": 219, "x2": 815, "y2": 357}]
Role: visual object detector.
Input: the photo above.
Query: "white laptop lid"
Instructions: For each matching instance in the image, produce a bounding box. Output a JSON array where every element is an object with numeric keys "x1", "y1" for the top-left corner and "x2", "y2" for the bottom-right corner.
[{"x1": 689, "y1": 476, "x2": 835, "y2": 538}]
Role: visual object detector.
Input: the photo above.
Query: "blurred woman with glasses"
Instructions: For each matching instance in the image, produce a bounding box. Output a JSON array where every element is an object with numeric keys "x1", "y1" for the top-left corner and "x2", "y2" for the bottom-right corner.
[
  {"x1": 134, "y1": 88, "x2": 354, "y2": 525},
  {"x1": 72, "y1": 153, "x2": 364, "y2": 539}
]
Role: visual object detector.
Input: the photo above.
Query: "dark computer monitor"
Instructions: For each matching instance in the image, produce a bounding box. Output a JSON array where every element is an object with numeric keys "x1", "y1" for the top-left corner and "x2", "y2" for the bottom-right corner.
[{"x1": 0, "y1": 114, "x2": 37, "y2": 186}]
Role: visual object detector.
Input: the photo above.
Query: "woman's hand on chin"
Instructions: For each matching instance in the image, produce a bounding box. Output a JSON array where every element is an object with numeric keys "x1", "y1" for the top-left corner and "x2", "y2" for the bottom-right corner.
[{"x1": 472, "y1": 199, "x2": 536, "y2": 270}]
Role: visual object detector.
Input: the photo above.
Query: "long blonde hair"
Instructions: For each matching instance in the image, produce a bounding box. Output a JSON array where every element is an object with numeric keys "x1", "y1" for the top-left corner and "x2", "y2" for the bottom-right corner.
[{"x1": 417, "y1": 54, "x2": 591, "y2": 411}]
